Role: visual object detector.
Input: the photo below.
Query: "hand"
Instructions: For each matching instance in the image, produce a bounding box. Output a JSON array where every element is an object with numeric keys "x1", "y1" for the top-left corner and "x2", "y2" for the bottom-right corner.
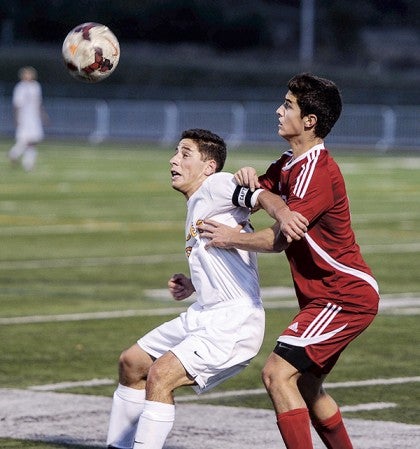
[
  {"x1": 168, "y1": 273, "x2": 195, "y2": 301},
  {"x1": 234, "y1": 167, "x2": 260, "y2": 191},
  {"x1": 276, "y1": 207, "x2": 308, "y2": 243},
  {"x1": 197, "y1": 219, "x2": 243, "y2": 249},
  {"x1": 255, "y1": 190, "x2": 309, "y2": 243}
]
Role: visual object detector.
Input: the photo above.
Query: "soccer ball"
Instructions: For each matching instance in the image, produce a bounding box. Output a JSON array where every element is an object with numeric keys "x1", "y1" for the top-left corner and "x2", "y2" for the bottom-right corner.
[{"x1": 62, "y1": 22, "x2": 120, "y2": 83}]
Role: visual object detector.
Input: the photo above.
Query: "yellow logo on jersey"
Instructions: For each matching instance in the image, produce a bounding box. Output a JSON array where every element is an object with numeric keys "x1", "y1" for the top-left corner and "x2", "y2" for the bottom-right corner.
[
  {"x1": 190, "y1": 222, "x2": 197, "y2": 238},
  {"x1": 187, "y1": 219, "x2": 204, "y2": 240},
  {"x1": 185, "y1": 219, "x2": 204, "y2": 257}
]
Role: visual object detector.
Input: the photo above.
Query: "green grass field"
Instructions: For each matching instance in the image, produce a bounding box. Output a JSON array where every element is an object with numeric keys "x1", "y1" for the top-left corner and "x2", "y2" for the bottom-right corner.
[{"x1": 0, "y1": 140, "x2": 419, "y2": 448}]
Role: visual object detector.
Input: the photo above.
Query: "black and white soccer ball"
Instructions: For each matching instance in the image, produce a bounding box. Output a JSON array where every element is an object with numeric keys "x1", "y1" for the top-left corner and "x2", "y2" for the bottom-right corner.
[{"x1": 62, "y1": 22, "x2": 120, "y2": 83}]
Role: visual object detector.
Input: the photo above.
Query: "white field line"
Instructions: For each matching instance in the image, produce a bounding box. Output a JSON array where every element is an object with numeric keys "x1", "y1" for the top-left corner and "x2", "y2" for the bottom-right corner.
[
  {"x1": 0, "y1": 208, "x2": 418, "y2": 235},
  {"x1": 0, "y1": 221, "x2": 180, "y2": 236},
  {"x1": 0, "y1": 239, "x2": 419, "y2": 272},
  {"x1": 145, "y1": 288, "x2": 420, "y2": 314},
  {"x1": 0, "y1": 307, "x2": 186, "y2": 325},
  {"x1": 361, "y1": 242, "x2": 420, "y2": 254},
  {"x1": 349, "y1": 211, "x2": 420, "y2": 222},
  {"x1": 324, "y1": 376, "x2": 420, "y2": 388},
  {"x1": 27, "y1": 376, "x2": 420, "y2": 406},
  {"x1": 340, "y1": 402, "x2": 397, "y2": 412},
  {"x1": 28, "y1": 378, "x2": 116, "y2": 391},
  {"x1": 145, "y1": 286, "x2": 296, "y2": 301},
  {"x1": 0, "y1": 287, "x2": 296, "y2": 325},
  {"x1": 0, "y1": 254, "x2": 184, "y2": 270},
  {"x1": 176, "y1": 376, "x2": 420, "y2": 402},
  {"x1": 0, "y1": 292, "x2": 419, "y2": 325}
]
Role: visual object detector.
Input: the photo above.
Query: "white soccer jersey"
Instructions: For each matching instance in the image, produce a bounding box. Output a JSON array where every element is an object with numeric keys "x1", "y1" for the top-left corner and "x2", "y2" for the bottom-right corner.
[
  {"x1": 138, "y1": 171, "x2": 264, "y2": 394},
  {"x1": 185, "y1": 172, "x2": 261, "y2": 307},
  {"x1": 13, "y1": 80, "x2": 44, "y2": 143}
]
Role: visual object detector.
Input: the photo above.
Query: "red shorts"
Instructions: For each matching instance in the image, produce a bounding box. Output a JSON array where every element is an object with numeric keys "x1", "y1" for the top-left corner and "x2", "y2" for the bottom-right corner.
[{"x1": 277, "y1": 301, "x2": 376, "y2": 375}]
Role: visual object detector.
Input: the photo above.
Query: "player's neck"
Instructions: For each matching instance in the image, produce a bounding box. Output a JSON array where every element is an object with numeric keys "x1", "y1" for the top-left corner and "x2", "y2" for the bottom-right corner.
[{"x1": 290, "y1": 136, "x2": 324, "y2": 158}]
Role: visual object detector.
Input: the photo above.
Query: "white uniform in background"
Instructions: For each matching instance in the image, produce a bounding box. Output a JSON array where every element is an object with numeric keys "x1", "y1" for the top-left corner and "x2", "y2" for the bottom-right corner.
[{"x1": 8, "y1": 69, "x2": 44, "y2": 171}]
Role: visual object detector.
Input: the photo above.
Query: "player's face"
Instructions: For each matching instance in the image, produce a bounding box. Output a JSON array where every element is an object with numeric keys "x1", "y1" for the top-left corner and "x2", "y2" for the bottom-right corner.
[
  {"x1": 21, "y1": 69, "x2": 35, "y2": 81},
  {"x1": 276, "y1": 91, "x2": 305, "y2": 141},
  {"x1": 170, "y1": 138, "x2": 215, "y2": 199}
]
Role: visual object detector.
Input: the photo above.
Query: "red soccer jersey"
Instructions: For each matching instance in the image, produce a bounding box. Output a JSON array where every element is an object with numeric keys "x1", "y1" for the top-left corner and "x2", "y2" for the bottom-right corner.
[{"x1": 259, "y1": 144, "x2": 379, "y2": 313}]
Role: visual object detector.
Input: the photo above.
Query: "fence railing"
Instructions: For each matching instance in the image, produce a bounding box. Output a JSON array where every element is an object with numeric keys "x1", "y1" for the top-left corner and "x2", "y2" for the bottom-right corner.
[{"x1": 1, "y1": 97, "x2": 418, "y2": 150}]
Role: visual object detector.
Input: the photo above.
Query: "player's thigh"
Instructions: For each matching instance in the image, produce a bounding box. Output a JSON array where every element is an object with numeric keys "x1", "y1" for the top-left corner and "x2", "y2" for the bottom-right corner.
[{"x1": 147, "y1": 350, "x2": 195, "y2": 393}]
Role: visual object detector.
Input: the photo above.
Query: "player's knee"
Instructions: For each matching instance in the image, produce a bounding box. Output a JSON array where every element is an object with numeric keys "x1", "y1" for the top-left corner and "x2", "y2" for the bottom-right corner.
[
  {"x1": 263, "y1": 369, "x2": 301, "y2": 399},
  {"x1": 118, "y1": 350, "x2": 134, "y2": 379},
  {"x1": 118, "y1": 347, "x2": 148, "y2": 383},
  {"x1": 261, "y1": 367, "x2": 270, "y2": 390},
  {"x1": 118, "y1": 349, "x2": 129, "y2": 370},
  {"x1": 262, "y1": 362, "x2": 281, "y2": 391},
  {"x1": 262, "y1": 352, "x2": 301, "y2": 394}
]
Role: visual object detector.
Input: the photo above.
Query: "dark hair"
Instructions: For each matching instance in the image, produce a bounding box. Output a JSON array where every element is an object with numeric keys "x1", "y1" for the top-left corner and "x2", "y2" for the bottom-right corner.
[
  {"x1": 181, "y1": 128, "x2": 226, "y2": 172},
  {"x1": 288, "y1": 73, "x2": 342, "y2": 138}
]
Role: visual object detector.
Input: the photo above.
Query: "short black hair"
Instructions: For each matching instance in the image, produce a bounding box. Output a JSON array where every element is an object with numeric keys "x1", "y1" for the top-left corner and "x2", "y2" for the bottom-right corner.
[
  {"x1": 288, "y1": 73, "x2": 342, "y2": 138},
  {"x1": 181, "y1": 128, "x2": 227, "y2": 172}
]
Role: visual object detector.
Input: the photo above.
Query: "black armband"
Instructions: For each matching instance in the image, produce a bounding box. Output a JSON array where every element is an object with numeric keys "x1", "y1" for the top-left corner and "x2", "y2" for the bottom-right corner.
[{"x1": 232, "y1": 185, "x2": 254, "y2": 208}]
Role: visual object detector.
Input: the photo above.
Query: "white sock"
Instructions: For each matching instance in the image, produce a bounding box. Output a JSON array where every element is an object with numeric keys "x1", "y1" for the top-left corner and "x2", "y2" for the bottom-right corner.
[
  {"x1": 106, "y1": 384, "x2": 146, "y2": 449},
  {"x1": 22, "y1": 146, "x2": 37, "y2": 171},
  {"x1": 8, "y1": 142, "x2": 26, "y2": 161},
  {"x1": 133, "y1": 400, "x2": 175, "y2": 449}
]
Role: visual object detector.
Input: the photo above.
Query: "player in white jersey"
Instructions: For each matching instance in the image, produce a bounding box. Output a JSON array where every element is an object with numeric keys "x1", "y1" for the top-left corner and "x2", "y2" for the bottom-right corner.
[
  {"x1": 8, "y1": 66, "x2": 46, "y2": 171},
  {"x1": 106, "y1": 128, "x2": 307, "y2": 449}
]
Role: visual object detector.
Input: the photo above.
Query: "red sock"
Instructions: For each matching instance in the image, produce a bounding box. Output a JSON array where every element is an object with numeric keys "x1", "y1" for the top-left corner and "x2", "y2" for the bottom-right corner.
[
  {"x1": 311, "y1": 409, "x2": 353, "y2": 449},
  {"x1": 277, "y1": 408, "x2": 313, "y2": 449}
]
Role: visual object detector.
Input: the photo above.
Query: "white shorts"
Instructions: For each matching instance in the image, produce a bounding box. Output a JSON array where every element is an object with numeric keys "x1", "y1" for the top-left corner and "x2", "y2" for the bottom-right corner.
[
  {"x1": 138, "y1": 299, "x2": 265, "y2": 394},
  {"x1": 16, "y1": 124, "x2": 44, "y2": 145}
]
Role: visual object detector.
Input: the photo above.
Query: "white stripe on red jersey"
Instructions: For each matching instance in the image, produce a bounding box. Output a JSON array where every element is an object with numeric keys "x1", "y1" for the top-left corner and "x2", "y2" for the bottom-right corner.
[
  {"x1": 294, "y1": 148, "x2": 321, "y2": 198},
  {"x1": 305, "y1": 233, "x2": 379, "y2": 294},
  {"x1": 279, "y1": 303, "x2": 347, "y2": 347},
  {"x1": 258, "y1": 144, "x2": 380, "y2": 313}
]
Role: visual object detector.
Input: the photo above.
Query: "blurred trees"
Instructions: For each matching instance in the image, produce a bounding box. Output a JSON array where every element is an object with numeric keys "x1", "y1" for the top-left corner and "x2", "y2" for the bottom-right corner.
[
  {"x1": 0, "y1": 0, "x2": 272, "y2": 49},
  {"x1": 0, "y1": 0, "x2": 418, "y2": 55},
  {"x1": 0, "y1": 0, "x2": 418, "y2": 102}
]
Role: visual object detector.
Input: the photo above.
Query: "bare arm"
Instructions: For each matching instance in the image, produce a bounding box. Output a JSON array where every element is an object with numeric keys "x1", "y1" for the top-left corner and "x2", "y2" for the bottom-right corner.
[
  {"x1": 198, "y1": 220, "x2": 289, "y2": 253},
  {"x1": 256, "y1": 190, "x2": 308, "y2": 242},
  {"x1": 235, "y1": 167, "x2": 309, "y2": 242}
]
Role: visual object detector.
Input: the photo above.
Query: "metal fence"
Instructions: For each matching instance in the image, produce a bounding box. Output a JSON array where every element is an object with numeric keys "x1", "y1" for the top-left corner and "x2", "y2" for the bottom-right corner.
[{"x1": 1, "y1": 97, "x2": 418, "y2": 150}]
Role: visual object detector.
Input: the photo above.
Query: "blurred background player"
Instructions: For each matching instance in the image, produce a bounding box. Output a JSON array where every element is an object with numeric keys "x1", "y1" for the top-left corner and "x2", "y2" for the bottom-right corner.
[{"x1": 8, "y1": 66, "x2": 47, "y2": 171}]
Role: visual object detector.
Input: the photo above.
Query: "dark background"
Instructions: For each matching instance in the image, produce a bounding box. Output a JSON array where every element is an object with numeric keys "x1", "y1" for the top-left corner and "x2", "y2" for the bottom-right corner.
[{"x1": 0, "y1": 0, "x2": 419, "y2": 104}]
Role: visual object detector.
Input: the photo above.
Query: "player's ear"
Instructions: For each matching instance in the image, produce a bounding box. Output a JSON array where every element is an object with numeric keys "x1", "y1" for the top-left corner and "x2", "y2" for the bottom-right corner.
[
  {"x1": 204, "y1": 159, "x2": 217, "y2": 176},
  {"x1": 304, "y1": 114, "x2": 317, "y2": 128}
]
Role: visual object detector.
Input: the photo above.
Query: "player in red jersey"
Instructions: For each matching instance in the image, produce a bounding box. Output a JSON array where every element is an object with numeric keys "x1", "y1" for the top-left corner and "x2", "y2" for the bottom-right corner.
[{"x1": 199, "y1": 73, "x2": 380, "y2": 449}]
